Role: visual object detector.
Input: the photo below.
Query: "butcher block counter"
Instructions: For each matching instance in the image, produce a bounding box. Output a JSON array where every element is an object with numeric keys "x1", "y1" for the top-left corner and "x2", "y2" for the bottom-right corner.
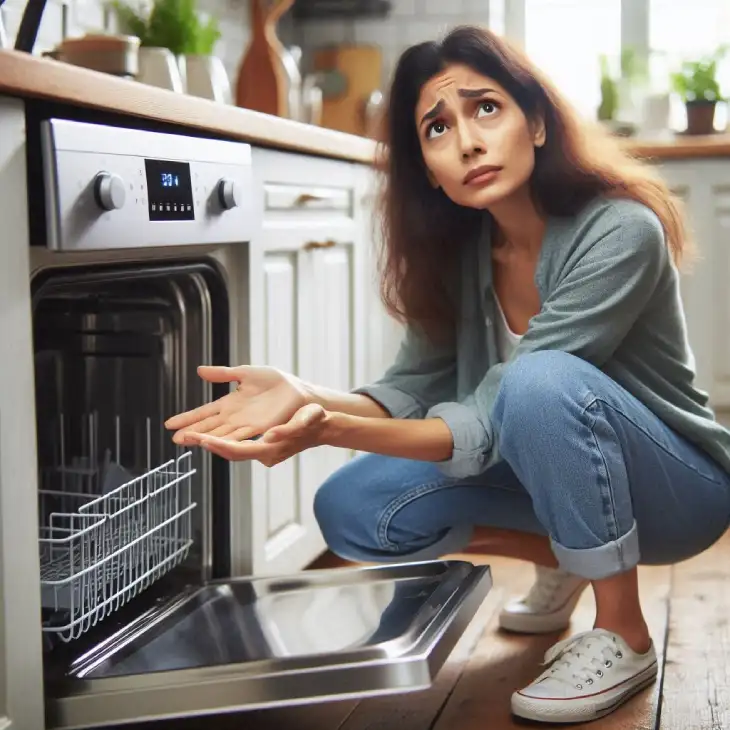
[{"x1": 2, "y1": 48, "x2": 730, "y2": 163}]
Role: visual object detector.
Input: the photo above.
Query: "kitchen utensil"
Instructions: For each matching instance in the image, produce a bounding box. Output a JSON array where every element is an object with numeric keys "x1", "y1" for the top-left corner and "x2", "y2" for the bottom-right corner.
[
  {"x1": 313, "y1": 44, "x2": 382, "y2": 136},
  {"x1": 235, "y1": 0, "x2": 294, "y2": 117}
]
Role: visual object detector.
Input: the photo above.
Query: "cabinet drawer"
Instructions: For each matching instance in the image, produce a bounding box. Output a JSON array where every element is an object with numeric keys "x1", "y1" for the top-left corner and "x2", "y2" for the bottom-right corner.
[{"x1": 264, "y1": 183, "x2": 352, "y2": 213}]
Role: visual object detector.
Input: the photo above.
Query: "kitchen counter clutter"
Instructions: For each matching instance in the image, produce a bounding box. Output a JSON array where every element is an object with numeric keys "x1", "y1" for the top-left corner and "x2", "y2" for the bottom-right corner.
[{"x1": 3, "y1": 48, "x2": 730, "y2": 162}]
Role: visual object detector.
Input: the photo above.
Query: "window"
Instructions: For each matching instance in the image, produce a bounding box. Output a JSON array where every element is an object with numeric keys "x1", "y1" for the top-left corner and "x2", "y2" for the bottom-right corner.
[
  {"x1": 649, "y1": 0, "x2": 730, "y2": 130},
  {"x1": 524, "y1": 0, "x2": 622, "y2": 119}
]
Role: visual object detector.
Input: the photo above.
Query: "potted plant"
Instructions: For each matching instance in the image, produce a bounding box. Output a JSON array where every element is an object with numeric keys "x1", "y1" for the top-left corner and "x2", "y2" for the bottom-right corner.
[
  {"x1": 671, "y1": 47, "x2": 727, "y2": 135},
  {"x1": 597, "y1": 48, "x2": 647, "y2": 136},
  {"x1": 597, "y1": 53, "x2": 619, "y2": 123},
  {"x1": 112, "y1": 0, "x2": 229, "y2": 101}
]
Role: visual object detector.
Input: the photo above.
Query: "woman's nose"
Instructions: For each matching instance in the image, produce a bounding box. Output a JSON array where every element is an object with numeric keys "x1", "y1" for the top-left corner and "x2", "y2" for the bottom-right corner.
[{"x1": 457, "y1": 121, "x2": 485, "y2": 158}]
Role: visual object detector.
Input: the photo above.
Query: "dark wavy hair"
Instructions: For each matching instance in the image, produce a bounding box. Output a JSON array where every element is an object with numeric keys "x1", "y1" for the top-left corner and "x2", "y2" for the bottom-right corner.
[{"x1": 373, "y1": 25, "x2": 690, "y2": 340}]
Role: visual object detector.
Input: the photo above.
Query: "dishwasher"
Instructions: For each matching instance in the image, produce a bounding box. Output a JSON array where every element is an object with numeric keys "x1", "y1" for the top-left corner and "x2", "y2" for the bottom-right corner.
[{"x1": 24, "y1": 115, "x2": 493, "y2": 729}]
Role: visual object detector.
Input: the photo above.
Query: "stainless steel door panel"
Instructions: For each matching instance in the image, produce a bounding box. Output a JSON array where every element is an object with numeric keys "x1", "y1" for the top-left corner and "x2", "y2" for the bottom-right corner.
[{"x1": 48, "y1": 560, "x2": 492, "y2": 729}]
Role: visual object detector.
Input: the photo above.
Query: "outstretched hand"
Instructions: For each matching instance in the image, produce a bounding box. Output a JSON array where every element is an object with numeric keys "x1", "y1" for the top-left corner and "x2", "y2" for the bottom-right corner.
[
  {"x1": 193, "y1": 403, "x2": 330, "y2": 465},
  {"x1": 164, "y1": 364, "x2": 311, "y2": 446}
]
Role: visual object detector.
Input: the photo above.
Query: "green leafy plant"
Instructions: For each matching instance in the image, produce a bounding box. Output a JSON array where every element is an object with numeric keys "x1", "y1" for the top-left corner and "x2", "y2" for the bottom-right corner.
[
  {"x1": 112, "y1": 0, "x2": 221, "y2": 56},
  {"x1": 671, "y1": 47, "x2": 727, "y2": 103},
  {"x1": 597, "y1": 54, "x2": 619, "y2": 121}
]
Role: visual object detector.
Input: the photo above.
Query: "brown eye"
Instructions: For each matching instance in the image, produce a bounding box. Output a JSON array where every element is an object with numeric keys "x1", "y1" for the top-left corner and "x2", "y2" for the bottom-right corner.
[
  {"x1": 477, "y1": 101, "x2": 498, "y2": 117},
  {"x1": 427, "y1": 121, "x2": 447, "y2": 139}
]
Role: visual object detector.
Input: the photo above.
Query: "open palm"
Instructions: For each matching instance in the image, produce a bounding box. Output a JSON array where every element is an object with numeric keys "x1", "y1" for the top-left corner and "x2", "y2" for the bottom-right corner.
[{"x1": 164, "y1": 365, "x2": 310, "y2": 445}]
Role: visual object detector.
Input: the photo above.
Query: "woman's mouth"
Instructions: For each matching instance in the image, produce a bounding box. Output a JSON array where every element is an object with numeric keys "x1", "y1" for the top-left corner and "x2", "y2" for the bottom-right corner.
[{"x1": 463, "y1": 164, "x2": 502, "y2": 186}]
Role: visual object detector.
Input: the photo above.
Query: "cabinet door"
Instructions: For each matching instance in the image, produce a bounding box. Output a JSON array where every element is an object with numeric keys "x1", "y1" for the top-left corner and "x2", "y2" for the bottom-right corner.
[
  {"x1": 658, "y1": 159, "x2": 730, "y2": 408},
  {"x1": 247, "y1": 226, "x2": 361, "y2": 575},
  {"x1": 298, "y1": 240, "x2": 357, "y2": 517},
  {"x1": 355, "y1": 166, "x2": 404, "y2": 385}
]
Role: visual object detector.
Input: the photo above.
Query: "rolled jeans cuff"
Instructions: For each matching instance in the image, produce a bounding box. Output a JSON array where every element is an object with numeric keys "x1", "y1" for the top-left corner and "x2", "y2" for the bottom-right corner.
[{"x1": 550, "y1": 520, "x2": 640, "y2": 580}]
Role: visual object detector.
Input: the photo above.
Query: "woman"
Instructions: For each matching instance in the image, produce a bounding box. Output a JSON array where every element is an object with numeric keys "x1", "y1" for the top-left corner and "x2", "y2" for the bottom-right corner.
[{"x1": 165, "y1": 26, "x2": 730, "y2": 723}]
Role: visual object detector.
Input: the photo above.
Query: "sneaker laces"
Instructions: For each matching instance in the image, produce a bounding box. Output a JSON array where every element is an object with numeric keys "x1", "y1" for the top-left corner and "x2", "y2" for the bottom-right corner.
[
  {"x1": 521, "y1": 566, "x2": 574, "y2": 610},
  {"x1": 541, "y1": 629, "x2": 624, "y2": 689}
]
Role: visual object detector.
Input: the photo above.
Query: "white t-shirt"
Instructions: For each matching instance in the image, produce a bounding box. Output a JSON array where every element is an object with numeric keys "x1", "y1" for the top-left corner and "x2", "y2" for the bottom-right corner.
[{"x1": 494, "y1": 294, "x2": 524, "y2": 362}]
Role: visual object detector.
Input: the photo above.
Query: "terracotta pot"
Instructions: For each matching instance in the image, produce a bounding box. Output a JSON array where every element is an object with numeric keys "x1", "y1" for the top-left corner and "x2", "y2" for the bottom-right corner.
[{"x1": 685, "y1": 100, "x2": 717, "y2": 135}]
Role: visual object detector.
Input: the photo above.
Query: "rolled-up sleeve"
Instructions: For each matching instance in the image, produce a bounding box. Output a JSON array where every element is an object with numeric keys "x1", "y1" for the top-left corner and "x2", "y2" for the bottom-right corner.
[
  {"x1": 426, "y1": 396, "x2": 491, "y2": 477},
  {"x1": 353, "y1": 325, "x2": 457, "y2": 419}
]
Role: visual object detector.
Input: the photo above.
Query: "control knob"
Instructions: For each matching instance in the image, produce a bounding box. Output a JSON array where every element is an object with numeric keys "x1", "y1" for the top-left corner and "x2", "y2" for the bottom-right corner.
[
  {"x1": 217, "y1": 178, "x2": 241, "y2": 210},
  {"x1": 94, "y1": 172, "x2": 126, "y2": 211}
]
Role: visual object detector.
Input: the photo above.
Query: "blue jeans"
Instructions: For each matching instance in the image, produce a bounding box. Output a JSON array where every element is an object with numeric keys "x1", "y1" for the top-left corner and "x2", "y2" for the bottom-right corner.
[{"x1": 314, "y1": 352, "x2": 730, "y2": 580}]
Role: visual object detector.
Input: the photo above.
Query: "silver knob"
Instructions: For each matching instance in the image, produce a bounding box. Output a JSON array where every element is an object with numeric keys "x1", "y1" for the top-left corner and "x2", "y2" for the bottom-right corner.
[
  {"x1": 94, "y1": 172, "x2": 126, "y2": 211},
  {"x1": 217, "y1": 178, "x2": 241, "y2": 210}
]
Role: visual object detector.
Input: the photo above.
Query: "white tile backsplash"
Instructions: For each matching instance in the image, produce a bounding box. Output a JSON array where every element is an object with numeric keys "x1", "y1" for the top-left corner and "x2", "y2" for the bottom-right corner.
[{"x1": 293, "y1": 0, "x2": 495, "y2": 89}]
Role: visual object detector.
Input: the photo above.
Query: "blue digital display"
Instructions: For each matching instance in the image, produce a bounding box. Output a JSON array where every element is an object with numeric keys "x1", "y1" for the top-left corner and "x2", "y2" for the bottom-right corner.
[
  {"x1": 144, "y1": 159, "x2": 194, "y2": 221},
  {"x1": 161, "y1": 172, "x2": 180, "y2": 188}
]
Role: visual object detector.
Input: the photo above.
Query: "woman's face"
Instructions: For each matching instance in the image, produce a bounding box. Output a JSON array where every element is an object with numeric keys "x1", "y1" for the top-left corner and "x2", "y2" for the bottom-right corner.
[{"x1": 414, "y1": 63, "x2": 545, "y2": 210}]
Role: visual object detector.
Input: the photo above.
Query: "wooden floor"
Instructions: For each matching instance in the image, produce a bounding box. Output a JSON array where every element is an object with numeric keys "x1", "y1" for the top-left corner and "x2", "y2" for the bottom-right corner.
[{"x1": 152, "y1": 531, "x2": 730, "y2": 730}]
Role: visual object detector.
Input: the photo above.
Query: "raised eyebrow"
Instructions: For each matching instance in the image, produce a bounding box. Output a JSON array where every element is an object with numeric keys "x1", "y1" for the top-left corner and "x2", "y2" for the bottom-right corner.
[
  {"x1": 458, "y1": 87, "x2": 498, "y2": 98},
  {"x1": 420, "y1": 99, "x2": 445, "y2": 125}
]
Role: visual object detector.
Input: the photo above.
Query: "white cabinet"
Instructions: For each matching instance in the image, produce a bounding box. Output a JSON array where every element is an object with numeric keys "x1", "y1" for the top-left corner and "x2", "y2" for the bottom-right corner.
[
  {"x1": 245, "y1": 148, "x2": 366, "y2": 575},
  {"x1": 656, "y1": 159, "x2": 730, "y2": 408},
  {"x1": 355, "y1": 165, "x2": 405, "y2": 385}
]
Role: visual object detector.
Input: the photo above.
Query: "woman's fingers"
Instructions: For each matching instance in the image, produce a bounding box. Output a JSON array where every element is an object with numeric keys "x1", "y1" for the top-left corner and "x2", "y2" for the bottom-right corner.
[
  {"x1": 165, "y1": 401, "x2": 220, "y2": 431},
  {"x1": 263, "y1": 405, "x2": 325, "y2": 443},
  {"x1": 206, "y1": 423, "x2": 239, "y2": 439},
  {"x1": 199, "y1": 435, "x2": 276, "y2": 461},
  {"x1": 171, "y1": 413, "x2": 224, "y2": 444},
  {"x1": 165, "y1": 367, "x2": 244, "y2": 430},
  {"x1": 196, "y1": 365, "x2": 244, "y2": 384}
]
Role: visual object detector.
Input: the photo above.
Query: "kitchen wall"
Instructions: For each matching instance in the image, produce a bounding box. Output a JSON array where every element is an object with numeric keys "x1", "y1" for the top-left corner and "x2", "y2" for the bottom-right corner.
[{"x1": 292, "y1": 0, "x2": 494, "y2": 88}]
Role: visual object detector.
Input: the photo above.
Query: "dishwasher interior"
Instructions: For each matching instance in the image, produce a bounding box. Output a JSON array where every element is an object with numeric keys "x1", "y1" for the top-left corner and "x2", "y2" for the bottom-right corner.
[{"x1": 33, "y1": 260, "x2": 231, "y2": 665}]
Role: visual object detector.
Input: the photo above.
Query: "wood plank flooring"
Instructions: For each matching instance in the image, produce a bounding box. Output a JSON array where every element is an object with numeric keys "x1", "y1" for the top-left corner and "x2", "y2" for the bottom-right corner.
[{"x1": 147, "y1": 530, "x2": 730, "y2": 730}]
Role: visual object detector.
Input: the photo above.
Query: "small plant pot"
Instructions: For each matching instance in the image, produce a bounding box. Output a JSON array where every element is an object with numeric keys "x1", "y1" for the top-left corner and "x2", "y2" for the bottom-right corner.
[{"x1": 685, "y1": 100, "x2": 717, "y2": 135}]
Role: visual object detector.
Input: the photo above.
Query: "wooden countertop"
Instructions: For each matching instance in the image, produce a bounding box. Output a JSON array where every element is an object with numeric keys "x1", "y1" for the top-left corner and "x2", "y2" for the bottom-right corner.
[
  {"x1": 0, "y1": 49, "x2": 376, "y2": 163},
  {"x1": 2, "y1": 48, "x2": 730, "y2": 163}
]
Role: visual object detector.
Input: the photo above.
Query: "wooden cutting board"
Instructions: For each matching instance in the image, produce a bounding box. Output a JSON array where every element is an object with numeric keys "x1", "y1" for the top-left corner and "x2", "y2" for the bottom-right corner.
[
  {"x1": 312, "y1": 44, "x2": 382, "y2": 137},
  {"x1": 235, "y1": 0, "x2": 293, "y2": 116}
]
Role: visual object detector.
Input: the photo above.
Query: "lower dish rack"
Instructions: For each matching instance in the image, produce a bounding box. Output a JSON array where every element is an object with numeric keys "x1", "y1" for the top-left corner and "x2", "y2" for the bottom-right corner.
[{"x1": 38, "y1": 415, "x2": 197, "y2": 643}]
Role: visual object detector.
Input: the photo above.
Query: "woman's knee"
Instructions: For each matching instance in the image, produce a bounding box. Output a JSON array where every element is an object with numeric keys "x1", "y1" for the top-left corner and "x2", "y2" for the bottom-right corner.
[
  {"x1": 493, "y1": 351, "x2": 597, "y2": 434},
  {"x1": 313, "y1": 455, "x2": 378, "y2": 560}
]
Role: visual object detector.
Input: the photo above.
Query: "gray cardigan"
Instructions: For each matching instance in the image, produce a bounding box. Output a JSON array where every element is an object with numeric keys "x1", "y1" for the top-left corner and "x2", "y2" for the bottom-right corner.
[{"x1": 355, "y1": 196, "x2": 730, "y2": 478}]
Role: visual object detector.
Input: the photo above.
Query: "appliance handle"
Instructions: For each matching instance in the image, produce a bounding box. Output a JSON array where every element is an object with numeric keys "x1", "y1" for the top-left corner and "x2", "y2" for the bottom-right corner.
[{"x1": 14, "y1": 0, "x2": 48, "y2": 53}]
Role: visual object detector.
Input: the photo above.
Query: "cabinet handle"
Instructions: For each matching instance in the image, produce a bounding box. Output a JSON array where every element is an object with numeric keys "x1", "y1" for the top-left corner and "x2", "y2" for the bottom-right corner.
[
  {"x1": 295, "y1": 192, "x2": 328, "y2": 205},
  {"x1": 303, "y1": 239, "x2": 337, "y2": 250}
]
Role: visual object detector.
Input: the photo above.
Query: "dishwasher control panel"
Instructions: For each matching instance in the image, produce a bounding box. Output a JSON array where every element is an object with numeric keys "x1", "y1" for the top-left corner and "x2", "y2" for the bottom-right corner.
[{"x1": 40, "y1": 118, "x2": 262, "y2": 251}]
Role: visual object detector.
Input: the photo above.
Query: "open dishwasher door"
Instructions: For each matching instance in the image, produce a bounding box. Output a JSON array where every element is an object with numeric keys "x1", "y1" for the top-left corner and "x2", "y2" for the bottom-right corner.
[{"x1": 48, "y1": 560, "x2": 491, "y2": 728}]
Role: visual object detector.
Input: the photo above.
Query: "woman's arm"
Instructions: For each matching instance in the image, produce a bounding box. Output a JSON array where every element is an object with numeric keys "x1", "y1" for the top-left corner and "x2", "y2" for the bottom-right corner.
[
  {"x1": 303, "y1": 383, "x2": 392, "y2": 418},
  {"x1": 322, "y1": 411, "x2": 454, "y2": 461},
  {"x1": 192, "y1": 404, "x2": 454, "y2": 464}
]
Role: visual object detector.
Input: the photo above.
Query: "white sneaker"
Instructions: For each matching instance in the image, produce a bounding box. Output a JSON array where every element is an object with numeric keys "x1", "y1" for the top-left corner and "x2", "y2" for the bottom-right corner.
[
  {"x1": 511, "y1": 628, "x2": 658, "y2": 723},
  {"x1": 499, "y1": 565, "x2": 589, "y2": 634}
]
